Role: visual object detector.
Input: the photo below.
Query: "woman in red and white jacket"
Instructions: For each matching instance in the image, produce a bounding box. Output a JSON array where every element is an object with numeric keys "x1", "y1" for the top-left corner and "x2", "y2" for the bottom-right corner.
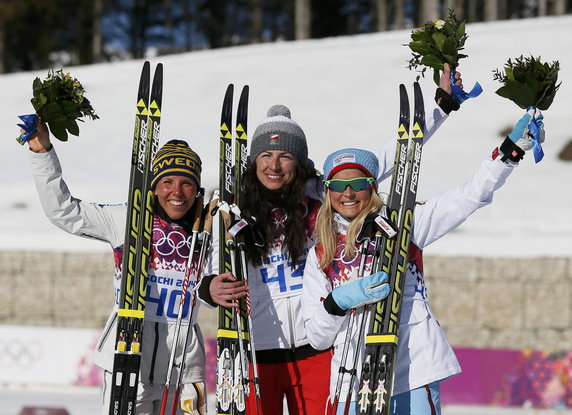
[{"x1": 302, "y1": 109, "x2": 545, "y2": 415}]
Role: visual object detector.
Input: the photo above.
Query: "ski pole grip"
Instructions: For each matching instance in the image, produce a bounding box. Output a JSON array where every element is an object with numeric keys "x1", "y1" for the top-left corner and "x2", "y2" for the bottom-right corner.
[
  {"x1": 192, "y1": 195, "x2": 205, "y2": 232},
  {"x1": 203, "y1": 195, "x2": 219, "y2": 234},
  {"x1": 220, "y1": 210, "x2": 234, "y2": 243}
]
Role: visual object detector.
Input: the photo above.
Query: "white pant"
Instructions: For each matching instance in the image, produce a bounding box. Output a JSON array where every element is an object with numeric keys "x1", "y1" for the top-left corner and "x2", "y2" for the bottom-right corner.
[{"x1": 102, "y1": 370, "x2": 208, "y2": 414}]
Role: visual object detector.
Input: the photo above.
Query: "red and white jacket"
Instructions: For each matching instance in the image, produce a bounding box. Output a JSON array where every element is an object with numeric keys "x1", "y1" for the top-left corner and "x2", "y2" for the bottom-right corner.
[{"x1": 302, "y1": 155, "x2": 515, "y2": 397}]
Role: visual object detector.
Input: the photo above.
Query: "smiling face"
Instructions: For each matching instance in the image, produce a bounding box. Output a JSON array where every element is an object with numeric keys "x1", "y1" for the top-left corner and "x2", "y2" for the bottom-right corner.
[
  {"x1": 328, "y1": 168, "x2": 373, "y2": 219},
  {"x1": 255, "y1": 150, "x2": 298, "y2": 191},
  {"x1": 153, "y1": 175, "x2": 198, "y2": 220}
]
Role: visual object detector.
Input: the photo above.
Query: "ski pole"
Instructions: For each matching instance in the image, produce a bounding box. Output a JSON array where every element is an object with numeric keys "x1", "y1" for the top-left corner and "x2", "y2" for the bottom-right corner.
[
  {"x1": 226, "y1": 203, "x2": 264, "y2": 413},
  {"x1": 331, "y1": 237, "x2": 373, "y2": 413},
  {"x1": 219, "y1": 205, "x2": 249, "y2": 412},
  {"x1": 342, "y1": 232, "x2": 384, "y2": 415},
  {"x1": 237, "y1": 241, "x2": 263, "y2": 414},
  {"x1": 159, "y1": 194, "x2": 204, "y2": 415},
  {"x1": 167, "y1": 193, "x2": 219, "y2": 415}
]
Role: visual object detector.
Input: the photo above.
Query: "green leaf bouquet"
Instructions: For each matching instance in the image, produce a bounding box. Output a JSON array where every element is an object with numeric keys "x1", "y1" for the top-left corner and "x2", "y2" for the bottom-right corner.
[
  {"x1": 29, "y1": 69, "x2": 99, "y2": 141},
  {"x1": 406, "y1": 9, "x2": 468, "y2": 85},
  {"x1": 493, "y1": 55, "x2": 560, "y2": 110}
]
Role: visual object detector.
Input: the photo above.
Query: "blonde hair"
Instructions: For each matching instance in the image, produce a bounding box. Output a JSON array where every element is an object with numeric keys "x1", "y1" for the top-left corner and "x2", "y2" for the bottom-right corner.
[{"x1": 316, "y1": 189, "x2": 383, "y2": 270}]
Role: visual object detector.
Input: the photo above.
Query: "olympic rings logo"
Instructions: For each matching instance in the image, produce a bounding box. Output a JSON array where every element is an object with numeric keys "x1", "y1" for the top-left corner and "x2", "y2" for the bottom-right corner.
[
  {"x1": 153, "y1": 228, "x2": 193, "y2": 257},
  {"x1": 333, "y1": 245, "x2": 356, "y2": 265},
  {"x1": 0, "y1": 339, "x2": 43, "y2": 369}
]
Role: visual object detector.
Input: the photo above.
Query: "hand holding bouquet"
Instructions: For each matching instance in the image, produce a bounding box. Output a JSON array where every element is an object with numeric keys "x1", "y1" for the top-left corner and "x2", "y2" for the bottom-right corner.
[
  {"x1": 406, "y1": 9, "x2": 482, "y2": 103},
  {"x1": 493, "y1": 55, "x2": 560, "y2": 163},
  {"x1": 17, "y1": 69, "x2": 99, "y2": 145},
  {"x1": 493, "y1": 55, "x2": 560, "y2": 110}
]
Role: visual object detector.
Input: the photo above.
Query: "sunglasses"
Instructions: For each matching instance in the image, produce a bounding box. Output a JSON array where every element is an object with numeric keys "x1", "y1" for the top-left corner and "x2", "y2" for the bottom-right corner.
[{"x1": 323, "y1": 177, "x2": 374, "y2": 193}]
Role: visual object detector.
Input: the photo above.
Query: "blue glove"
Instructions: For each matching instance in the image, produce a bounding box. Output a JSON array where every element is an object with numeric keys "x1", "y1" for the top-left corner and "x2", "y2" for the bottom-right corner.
[
  {"x1": 331, "y1": 272, "x2": 390, "y2": 311},
  {"x1": 501, "y1": 108, "x2": 545, "y2": 164}
]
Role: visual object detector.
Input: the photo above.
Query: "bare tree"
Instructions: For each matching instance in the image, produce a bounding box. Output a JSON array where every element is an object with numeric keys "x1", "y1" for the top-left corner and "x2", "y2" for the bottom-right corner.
[
  {"x1": 92, "y1": 0, "x2": 103, "y2": 62},
  {"x1": 251, "y1": 0, "x2": 263, "y2": 42},
  {"x1": 375, "y1": 0, "x2": 388, "y2": 31},
  {"x1": 164, "y1": 0, "x2": 175, "y2": 51},
  {"x1": 444, "y1": 0, "x2": 465, "y2": 19},
  {"x1": 393, "y1": 0, "x2": 404, "y2": 29},
  {"x1": 484, "y1": 0, "x2": 499, "y2": 20},
  {"x1": 550, "y1": 0, "x2": 567, "y2": 14},
  {"x1": 466, "y1": 0, "x2": 478, "y2": 21},
  {"x1": 419, "y1": 0, "x2": 439, "y2": 22},
  {"x1": 295, "y1": 0, "x2": 311, "y2": 39},
  {"x1": 0, "y1": 22, "x2": 4, "y2": 73}
]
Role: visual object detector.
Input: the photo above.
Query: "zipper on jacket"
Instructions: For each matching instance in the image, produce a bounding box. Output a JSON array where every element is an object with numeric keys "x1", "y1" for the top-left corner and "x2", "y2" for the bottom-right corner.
[{"x1": 148, "y1": 322, "x2": 159, "y2": 385}]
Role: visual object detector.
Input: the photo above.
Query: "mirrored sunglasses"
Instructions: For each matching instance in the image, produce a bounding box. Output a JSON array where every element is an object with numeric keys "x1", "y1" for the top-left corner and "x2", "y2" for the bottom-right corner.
[{"x1": 323, "y1": 177, "x2": 374, "y2": 193}]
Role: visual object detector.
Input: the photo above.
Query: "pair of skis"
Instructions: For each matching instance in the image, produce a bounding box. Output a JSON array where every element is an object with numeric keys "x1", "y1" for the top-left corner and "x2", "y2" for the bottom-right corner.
[
  {"x1": 216, "y1": 84, "x2": 262, "y2": 414},
  {"x1": 109, "y1": 61, "x2": 162, "y2": 415},
  {"x1": 357, "y1": 82, "x2": 425, "y2": 415},
  {"x1": 331, "y1": 83, "x2": 426, "y2": 415}
]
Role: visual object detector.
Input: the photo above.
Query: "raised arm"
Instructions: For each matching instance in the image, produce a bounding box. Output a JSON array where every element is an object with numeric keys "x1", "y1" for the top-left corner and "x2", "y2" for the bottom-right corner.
[{"x1": 27, "y1": 120, "x2": 126, "y2": 247}]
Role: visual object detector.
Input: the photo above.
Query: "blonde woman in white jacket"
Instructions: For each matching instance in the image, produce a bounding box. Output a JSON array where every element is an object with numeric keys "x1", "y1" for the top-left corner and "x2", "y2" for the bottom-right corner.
[{"x1": 302, "y1": 109, "x2": 545, "y2": 415}]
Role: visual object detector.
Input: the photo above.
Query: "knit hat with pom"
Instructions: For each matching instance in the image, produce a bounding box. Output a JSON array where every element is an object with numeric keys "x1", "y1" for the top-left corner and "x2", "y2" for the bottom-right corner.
[{"x1": 249, "y1": 104, "x2": 308, "y2": 164}]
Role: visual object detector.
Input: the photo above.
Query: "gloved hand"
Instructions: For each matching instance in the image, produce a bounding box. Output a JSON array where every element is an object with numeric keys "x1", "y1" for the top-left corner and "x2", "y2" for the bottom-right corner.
[
  {"x1": 325, "y1": 272, "x2": 390, "y2": 315},
  {"x1": 500, "y1": 108, "x2": 545, "y2": 164}
]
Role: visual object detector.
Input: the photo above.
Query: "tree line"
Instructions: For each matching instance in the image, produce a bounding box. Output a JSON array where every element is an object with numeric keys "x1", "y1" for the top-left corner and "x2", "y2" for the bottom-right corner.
[{"x1": 0, "y1": 0, "x2": 569, "y2": 73}]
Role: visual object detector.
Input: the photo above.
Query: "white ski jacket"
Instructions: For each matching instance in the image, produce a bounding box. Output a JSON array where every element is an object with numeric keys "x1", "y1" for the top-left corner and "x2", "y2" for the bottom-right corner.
[
  {"x1": 30, "y1": 148, "x2": 211, "y2": 385},
  {"x1": 302, "y1": 155, "x2": 515, "y2": 397}
]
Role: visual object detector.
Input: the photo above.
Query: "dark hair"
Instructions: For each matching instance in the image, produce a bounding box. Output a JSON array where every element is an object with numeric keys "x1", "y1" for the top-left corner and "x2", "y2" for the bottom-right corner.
[{"x1": 239, "y1": 161, "x2": 320, "y2": 265}]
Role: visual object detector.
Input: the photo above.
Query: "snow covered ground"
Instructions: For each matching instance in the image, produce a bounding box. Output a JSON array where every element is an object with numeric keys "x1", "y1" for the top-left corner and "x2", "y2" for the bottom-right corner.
[{"x1": 1, "y1": 16, "x2": 571, "y2": 257}]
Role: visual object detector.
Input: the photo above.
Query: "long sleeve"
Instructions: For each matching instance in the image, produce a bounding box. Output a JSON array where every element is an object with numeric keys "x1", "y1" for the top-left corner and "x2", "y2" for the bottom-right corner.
[
  {"x1": 301, "y1": 247, "x2": 346, "y2": 351},
  {"x1": 30, "y1": 147, "x2": 126, "y2": 248},
  {"x1": 377, "y1": 89, "x2": 448, "y2": 182},
  {"x1": 412, "y1": 156, "x2": 515, "y2": 249}
]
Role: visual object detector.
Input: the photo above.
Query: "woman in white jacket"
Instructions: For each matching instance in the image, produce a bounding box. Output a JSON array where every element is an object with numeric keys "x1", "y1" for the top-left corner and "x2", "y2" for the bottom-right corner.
[
  {"x1": 25, "y1": 121, "x2": 213, "y2": 415},
  {"x1": 301, "y1": 109, "x2": 545, "y2": 415}
]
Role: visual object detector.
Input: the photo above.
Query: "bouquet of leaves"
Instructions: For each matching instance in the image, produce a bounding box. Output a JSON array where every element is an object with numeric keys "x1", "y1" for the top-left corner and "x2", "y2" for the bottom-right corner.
[
  {"x1": 406, "y1": 9, "x2": 468, "y2": 85},
  {"x1": 26, "y1": 69, "x2": 99, "y2": 142},
  {"x1": 493, "y1": 55, "x2": 560, "y2": 110}
]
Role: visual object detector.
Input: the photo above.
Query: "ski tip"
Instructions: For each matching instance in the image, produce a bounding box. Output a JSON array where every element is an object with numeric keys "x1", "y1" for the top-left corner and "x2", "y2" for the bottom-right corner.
[
  {"x1": 223, "y1": 84, "x2": 234, "y2": 103},
  {"x1": 141, "y1": 61, "x2": 151, "y2": 75}
]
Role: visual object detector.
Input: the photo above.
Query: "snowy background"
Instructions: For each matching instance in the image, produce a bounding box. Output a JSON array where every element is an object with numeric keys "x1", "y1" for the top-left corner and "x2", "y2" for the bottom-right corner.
[{"x1": 0, "y1": 15, "x2": 571, "y2": 257}]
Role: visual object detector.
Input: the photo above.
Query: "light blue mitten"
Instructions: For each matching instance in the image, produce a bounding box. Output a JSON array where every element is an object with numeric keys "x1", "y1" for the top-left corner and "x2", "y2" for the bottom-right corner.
[
  {"x1": 331, "y1": 271, "x2": 390, "y2": 311},
  {"x1": 503, "y1": 108, "x2": 546, "y2": 163}
]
